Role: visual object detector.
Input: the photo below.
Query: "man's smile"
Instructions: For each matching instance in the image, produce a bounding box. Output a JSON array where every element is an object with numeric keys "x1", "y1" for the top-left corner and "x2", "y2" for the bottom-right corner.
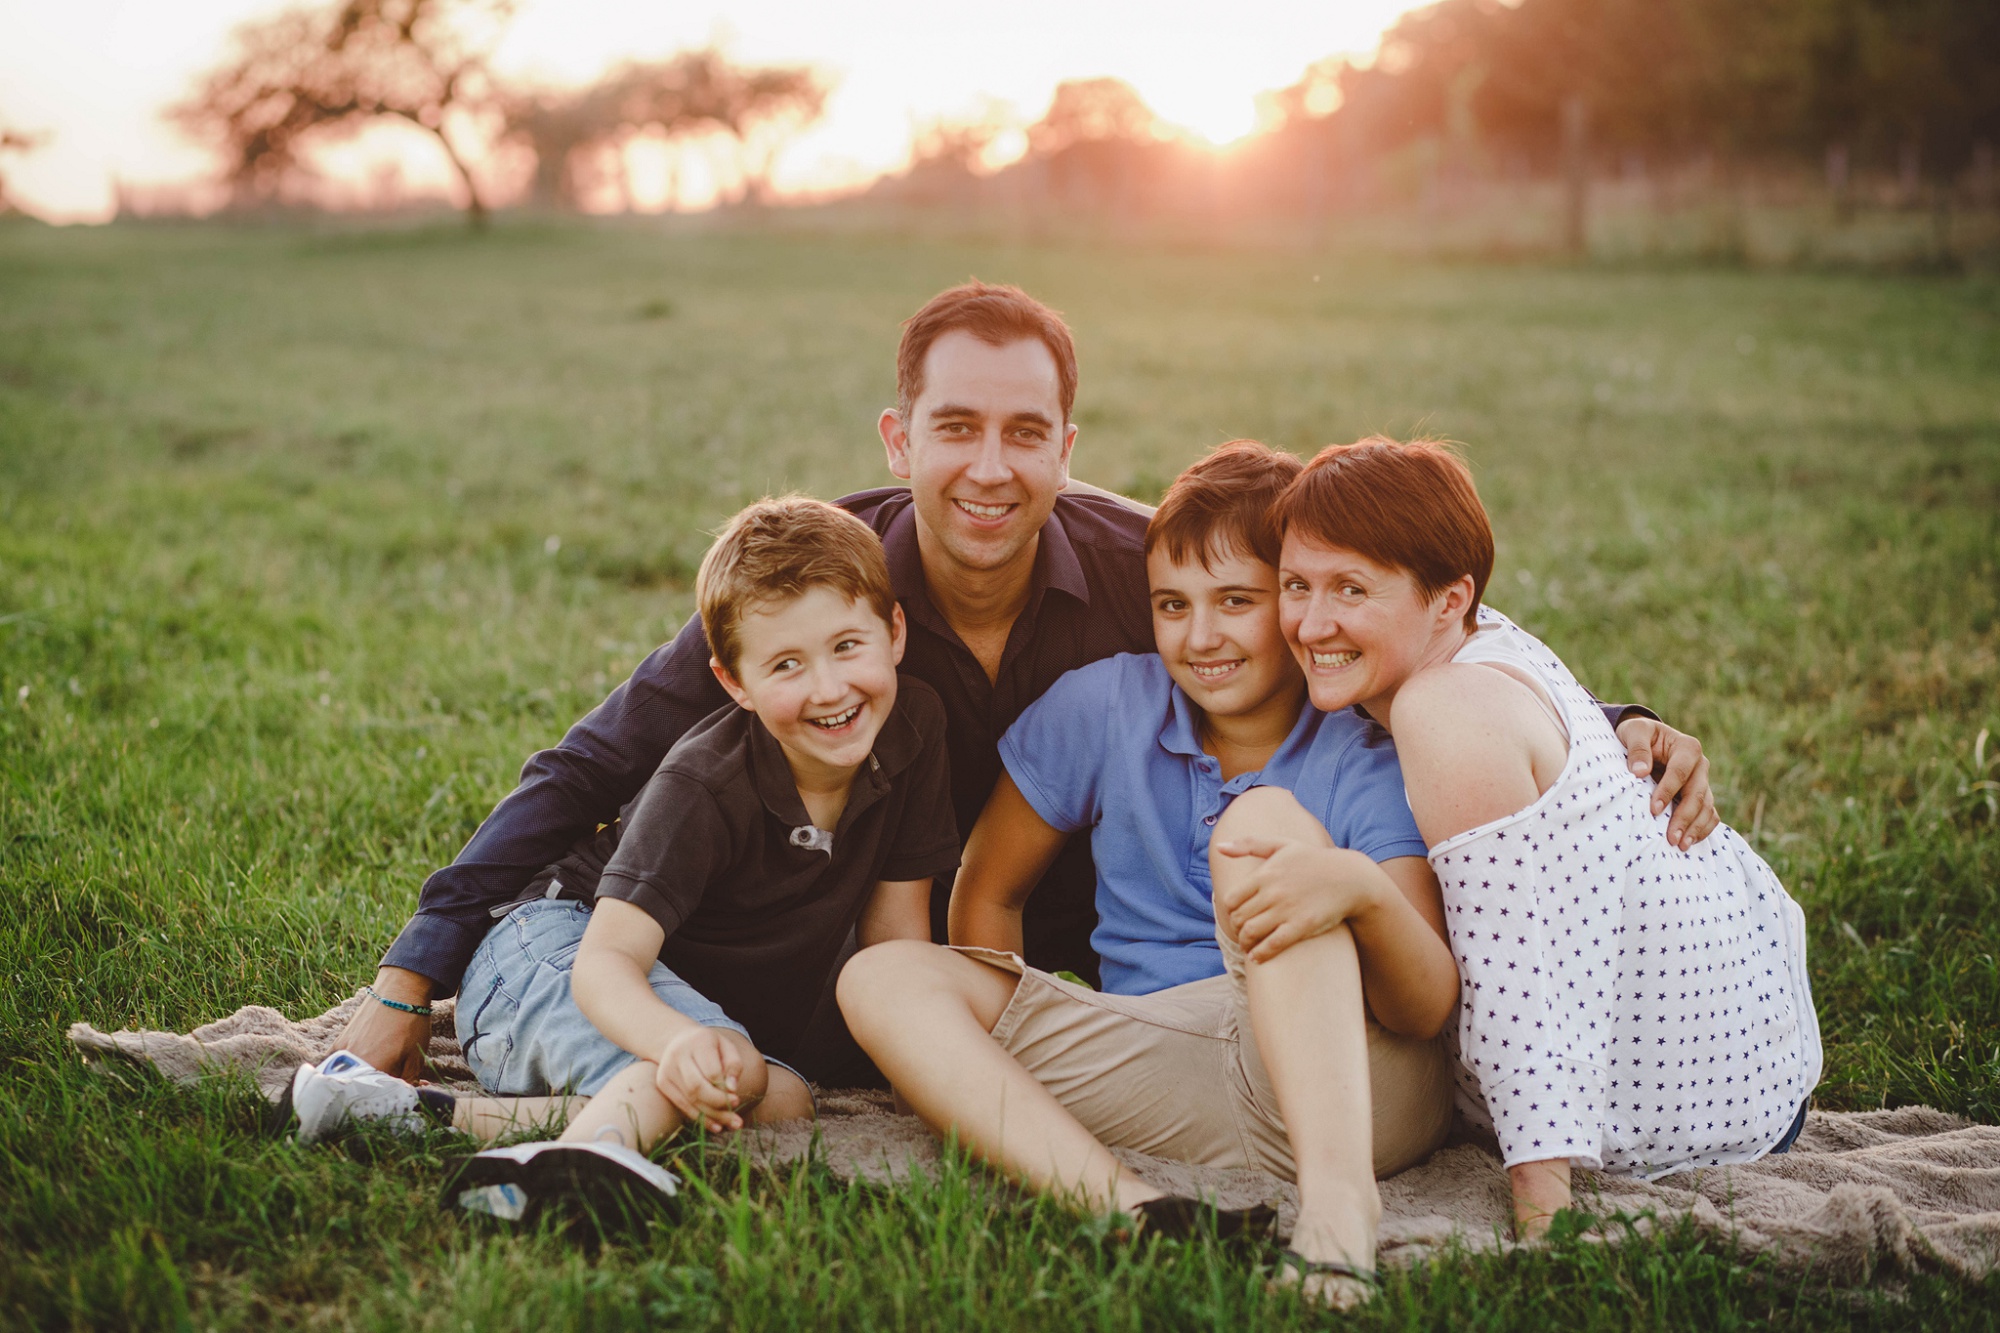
[{"x1": 952, "y1": 499, "x2": 1016, "y2": 521}]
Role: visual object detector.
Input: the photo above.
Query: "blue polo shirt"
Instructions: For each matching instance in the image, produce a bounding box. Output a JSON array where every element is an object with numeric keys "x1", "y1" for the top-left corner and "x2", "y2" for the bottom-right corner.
[{"x1": 997, "y1": 653, "x2": 1430, "y2": 996}]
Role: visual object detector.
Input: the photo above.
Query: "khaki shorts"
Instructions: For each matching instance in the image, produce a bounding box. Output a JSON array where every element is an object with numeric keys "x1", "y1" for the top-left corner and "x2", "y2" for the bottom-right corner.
[{"x1": 956, "y1": 932, "x2": 1454, "y2": 1182}]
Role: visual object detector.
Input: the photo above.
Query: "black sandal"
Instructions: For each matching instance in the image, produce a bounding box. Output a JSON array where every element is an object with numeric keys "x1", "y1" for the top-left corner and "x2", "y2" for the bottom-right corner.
[
  {"x1": 1130, "y1": 1195, "x2": 1280, "y2": 1241},
  {"x1": 1274, "y1": 1247, "x2": 1379, "y2": 1286}
]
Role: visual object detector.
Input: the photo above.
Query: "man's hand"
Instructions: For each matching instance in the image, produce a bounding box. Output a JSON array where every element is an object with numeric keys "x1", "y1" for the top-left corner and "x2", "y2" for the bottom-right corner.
[
  {"x1": 1615, "y1": 716, "x2": 1718, "y2": 850},
  {"x1": 332, "y1": 966, "x2": 433, "y2": 1082},
  {"x1": 1212, "y1": 838, "x2": 1383, "y2": 963},
  {"x1": 655, "y1": 1027, "x2": 752, "y2": 1134}
]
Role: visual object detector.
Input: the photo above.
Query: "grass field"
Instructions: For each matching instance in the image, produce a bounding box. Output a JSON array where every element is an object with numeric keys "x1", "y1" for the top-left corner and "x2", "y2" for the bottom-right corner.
[{"x1": 2, "y1": 216, "x2": 1997, "y2": 1329}]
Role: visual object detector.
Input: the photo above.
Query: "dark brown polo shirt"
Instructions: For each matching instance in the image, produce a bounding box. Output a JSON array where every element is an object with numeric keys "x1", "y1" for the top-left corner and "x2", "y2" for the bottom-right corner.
[{"x1": 546, "y1": 676, "x2": 958, "y2": 1064}]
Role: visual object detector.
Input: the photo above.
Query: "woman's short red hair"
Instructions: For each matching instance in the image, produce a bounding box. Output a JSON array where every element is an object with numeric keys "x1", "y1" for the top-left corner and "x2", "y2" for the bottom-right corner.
[{"x1": 1271, "y1": 436, "x2": 1493, "y2": 631}]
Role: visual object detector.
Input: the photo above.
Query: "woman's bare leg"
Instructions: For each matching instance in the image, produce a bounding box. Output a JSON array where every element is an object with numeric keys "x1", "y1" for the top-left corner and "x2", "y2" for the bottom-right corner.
[
  {"x1": 837, "y1": 940, "x2": 1164, "y2": 1213},
  {"x1": 1212, "y1": 787, "x2": 1381, "y2": 1303}
]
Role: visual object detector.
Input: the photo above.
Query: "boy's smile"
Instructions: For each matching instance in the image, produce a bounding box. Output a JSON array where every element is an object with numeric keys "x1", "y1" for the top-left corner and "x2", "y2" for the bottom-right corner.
[
  {"x1": 712, "y1": 587, "x2": 907, "y2": 791},
  {"x1": 1148, "y1": 543, "x2": 1305, "y2": 735}
]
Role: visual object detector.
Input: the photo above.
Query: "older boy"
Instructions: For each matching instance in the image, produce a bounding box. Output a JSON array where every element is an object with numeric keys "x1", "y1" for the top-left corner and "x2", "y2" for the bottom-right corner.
[
  {"x1": 291, "y1": 498, "x2": 956, "y2": 1206},
  {"x1": 839, "y1": 443, "x2": 1459, "y2": 1305}
]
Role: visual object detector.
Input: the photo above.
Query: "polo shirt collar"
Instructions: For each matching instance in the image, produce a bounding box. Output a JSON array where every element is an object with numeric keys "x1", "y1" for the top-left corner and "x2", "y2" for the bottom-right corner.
[
  {"x1": 1156, "y1": 682, "x2": 1321, "y2": 771},
  {"x1": 743, "y1": 689, "x2": 925, "y2": 831},
  {"x1": 882, "y1": 499, "x2": 1092, "y2": 641}
]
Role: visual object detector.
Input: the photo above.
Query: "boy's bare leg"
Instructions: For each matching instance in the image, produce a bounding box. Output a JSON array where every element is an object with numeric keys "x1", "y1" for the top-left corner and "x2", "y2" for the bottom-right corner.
[
  {"x1": 837, "y1": 940, "x2": 1164, "y2": 1214},
  {"x1": 1212, "y1": 788, "x2": 1380, "y2": 1303},
  {"x1": 450, "y1": 1094, "x2": 581, "y2": 1143},
  {"x1": 554, "y1": 1030, "x2": 814, "y2": 1154}
]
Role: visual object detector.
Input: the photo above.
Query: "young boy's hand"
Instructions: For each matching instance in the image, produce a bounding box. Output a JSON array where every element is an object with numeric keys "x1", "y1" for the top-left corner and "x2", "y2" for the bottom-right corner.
[{"x1": 655, "y1": 1027, "x2": 750, "y2": 1134}]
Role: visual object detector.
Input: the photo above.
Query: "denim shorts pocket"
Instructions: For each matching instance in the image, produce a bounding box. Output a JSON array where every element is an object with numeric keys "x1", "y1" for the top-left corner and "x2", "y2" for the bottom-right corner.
[
  {"x1": 457, "y1": 968, "x2": 520, "y2": 1089},
  {"x1": 511, "y1": 899, "x2": 592, "y2": 974}
]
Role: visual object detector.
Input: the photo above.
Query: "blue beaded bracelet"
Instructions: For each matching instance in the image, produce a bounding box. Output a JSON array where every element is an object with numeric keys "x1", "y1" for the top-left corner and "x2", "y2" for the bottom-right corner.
[{"x1": 364, "y1": 984, "x2": 433, "y2": 1017}]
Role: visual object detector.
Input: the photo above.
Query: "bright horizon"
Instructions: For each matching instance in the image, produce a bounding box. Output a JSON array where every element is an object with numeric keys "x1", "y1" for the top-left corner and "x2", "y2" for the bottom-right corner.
[{"x1": 0, "y1": 0, "x2": 1425, "y2": 222}]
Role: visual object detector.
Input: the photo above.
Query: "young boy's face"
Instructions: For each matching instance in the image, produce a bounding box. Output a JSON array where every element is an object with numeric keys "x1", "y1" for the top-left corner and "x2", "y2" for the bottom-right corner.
[
  {"x1": 1147, "y1": 542, "x2": 1303, "y2": 724},
  {"x1": 712, "y1": 587, "x2": 907, "y2": 781}
]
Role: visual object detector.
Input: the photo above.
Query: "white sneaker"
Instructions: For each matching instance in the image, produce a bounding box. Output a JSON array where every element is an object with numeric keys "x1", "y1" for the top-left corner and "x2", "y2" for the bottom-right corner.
[{"x1": 289, "y1": 1049, "x2": 426, "y2": 1143}]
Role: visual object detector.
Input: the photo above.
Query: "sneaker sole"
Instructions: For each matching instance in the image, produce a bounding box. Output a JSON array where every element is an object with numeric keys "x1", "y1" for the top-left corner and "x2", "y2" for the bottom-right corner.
[{"x1": 441, "y1": 1145, "x2": 679, "y2": 1224}]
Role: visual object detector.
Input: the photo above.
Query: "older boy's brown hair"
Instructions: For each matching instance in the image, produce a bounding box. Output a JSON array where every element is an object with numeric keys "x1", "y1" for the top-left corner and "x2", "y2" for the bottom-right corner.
[
  {"x1": 698, "y1": 496, "x2": 897, "y2": 676},
  {"x1": 1145, "y1": 439, "x2": 1303, "y2": 571},
  {"x1": 896, "y1": 281, "x2": 1079, "y2": 422},
  {"x1": 1271, "y1": 436, "x2": 1493, "y2": 631}
]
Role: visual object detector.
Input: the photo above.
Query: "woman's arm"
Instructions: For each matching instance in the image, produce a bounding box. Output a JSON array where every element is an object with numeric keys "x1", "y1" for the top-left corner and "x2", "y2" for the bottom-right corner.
[
  {"x1": 947, "y1": 773, "x2": 1070, "y2": 955},
  {"x1": 858, "y1": 878, "x2": 935, "y2": 948},
  {"x1": 572, "y1": 898, "x2": 700, "y2": 1061}
]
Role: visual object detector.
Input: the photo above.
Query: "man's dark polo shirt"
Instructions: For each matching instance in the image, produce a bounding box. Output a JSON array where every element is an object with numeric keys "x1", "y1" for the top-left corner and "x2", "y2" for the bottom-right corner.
[
  {"x1": 383, "y1": 488, "x2": 1157, "y2": 994},
  {"x1": 537, "y1": 677, "x2": 959, "y2": 1064}
]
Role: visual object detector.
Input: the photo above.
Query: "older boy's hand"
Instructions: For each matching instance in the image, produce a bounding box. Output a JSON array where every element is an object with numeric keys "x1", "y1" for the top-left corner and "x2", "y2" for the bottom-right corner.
[
  {"x1": 1212, "y1": 840, "x2": 1382, "y2": 963},
  {"x1": 656, "y1": 1027, "x2": 749, "y2": 1134},
  {"x1": 1615, "y1": 716, "x2": 1719, "y2": 850},
  {"x1": 332, "y1": 967, "x2": 433, "y2": 1082}
]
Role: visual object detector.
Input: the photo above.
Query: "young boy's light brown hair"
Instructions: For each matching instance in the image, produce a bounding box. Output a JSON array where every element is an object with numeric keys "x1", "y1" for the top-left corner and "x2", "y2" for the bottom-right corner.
[{"x1": 697, "y1": 496, "x2": 898, "y2": 675}]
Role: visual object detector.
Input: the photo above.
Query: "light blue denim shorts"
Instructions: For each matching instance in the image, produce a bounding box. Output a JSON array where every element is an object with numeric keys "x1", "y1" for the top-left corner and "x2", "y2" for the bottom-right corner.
[{"x1": 457, "y1": 898, "x2": 773, "y2": 1098}]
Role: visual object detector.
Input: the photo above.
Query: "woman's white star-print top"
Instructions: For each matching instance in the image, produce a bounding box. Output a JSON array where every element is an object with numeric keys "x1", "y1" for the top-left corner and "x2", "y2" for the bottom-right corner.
[{"x1": 1428, "y1": 609, "x2": 1821, "y2": 1181}]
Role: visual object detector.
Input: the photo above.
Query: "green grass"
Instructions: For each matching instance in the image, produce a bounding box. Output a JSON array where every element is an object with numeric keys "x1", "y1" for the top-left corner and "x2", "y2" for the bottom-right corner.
[{"x1": 2, "y1": 216, "x2": 1997, "y2": 1328}]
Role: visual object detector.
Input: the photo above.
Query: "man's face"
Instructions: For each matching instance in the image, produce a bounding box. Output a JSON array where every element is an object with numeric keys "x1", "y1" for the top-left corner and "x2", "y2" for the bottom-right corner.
[{"x1": 880, "y1": 331, "x2": 1078, "y2": 579}]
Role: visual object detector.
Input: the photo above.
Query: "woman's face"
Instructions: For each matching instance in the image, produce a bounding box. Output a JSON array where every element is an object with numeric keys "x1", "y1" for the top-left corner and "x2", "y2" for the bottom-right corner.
[{"x1": 1278, "y1": 533, "x2": 1455, "y2": 719}]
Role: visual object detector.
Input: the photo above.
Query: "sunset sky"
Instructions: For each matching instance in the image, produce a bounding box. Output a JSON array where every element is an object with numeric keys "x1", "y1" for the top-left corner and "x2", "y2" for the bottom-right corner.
[{"x1": 0, "y1": 0, "x2": 1427, "y2": 222}]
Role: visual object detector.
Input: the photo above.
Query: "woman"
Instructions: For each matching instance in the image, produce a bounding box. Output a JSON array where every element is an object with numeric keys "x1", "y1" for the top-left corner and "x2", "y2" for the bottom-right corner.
[{"x1": 1267, "y1": 436, "x2": 1821, "y2": 1237}]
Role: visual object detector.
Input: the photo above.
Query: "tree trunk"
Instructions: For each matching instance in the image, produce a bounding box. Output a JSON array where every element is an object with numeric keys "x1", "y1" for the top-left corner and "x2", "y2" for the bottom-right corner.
[
  {"x1": 1560, "y1": 94, "x2": 1590, "y2": 257},
  {"x1": 425, "y1": 118, "x2": 488, "y2": 229},
  {"x1": 1826, "y1": 142, "x2": 1852, "y2": 223}
]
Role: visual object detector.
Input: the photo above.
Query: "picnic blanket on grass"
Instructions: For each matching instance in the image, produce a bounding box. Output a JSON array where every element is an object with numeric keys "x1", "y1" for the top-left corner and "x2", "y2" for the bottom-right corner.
[{"x1": 69, "y1": 994, "x2": 2000, "y2": 1283}]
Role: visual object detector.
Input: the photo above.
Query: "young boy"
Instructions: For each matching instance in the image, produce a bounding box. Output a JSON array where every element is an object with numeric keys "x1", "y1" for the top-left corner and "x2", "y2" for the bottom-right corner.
[{"x1": 290, "y1": 497, "x2": 957, "y2": 1210}]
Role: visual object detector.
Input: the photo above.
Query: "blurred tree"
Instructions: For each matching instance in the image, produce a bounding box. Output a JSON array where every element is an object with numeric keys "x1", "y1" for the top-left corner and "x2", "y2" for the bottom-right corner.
[
  {"x1": 503, "y1": 50, "x2": 825, "y2": 211},
  {"x1": 1026, "y1": 79, "x2": 1169, "y2": 215},
  {"x1": 168, "y1": 0, "x2": 512, "y2": 227},
  {"x1": 0, "y1": 127, "x2": 49, "y2": 216}
]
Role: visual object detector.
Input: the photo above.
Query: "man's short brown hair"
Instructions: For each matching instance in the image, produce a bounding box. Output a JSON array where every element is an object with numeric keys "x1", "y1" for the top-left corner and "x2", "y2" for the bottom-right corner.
[
  {"x1": 698, "y1": 496, "x2": 898, "y2": 676},
  {"x1": 896, "y1": 281, "x2": 1079, "y2": 422},
  {"x1": 1145, "y1": 439, "x2": 1303, "y2": 571},
  {"x1": 1271, "y1": 437, "x2": 1494, "y2": 631}
]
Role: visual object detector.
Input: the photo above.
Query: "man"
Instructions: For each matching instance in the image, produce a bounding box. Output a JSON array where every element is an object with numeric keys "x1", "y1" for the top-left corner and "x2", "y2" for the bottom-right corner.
[{"x1": 338, "y1": 281, "x2": 1717, "y2": 1082}]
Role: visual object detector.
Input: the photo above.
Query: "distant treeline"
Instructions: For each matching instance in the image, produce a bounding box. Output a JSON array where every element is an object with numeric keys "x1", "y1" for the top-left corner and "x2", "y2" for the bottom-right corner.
[{"x1": 871, "y1": 0, "x2": 1999, "y2": 259}]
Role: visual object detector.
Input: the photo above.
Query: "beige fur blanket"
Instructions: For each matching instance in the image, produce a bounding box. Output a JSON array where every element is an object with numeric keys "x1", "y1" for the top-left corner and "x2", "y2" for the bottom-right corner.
[{"x1": 68, "y1": 994, "x2": 2000, "y2": 1283}]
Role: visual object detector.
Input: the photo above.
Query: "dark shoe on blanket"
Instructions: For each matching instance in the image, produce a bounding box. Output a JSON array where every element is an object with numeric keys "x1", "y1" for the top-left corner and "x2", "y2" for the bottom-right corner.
[
  {"x1": 442, "y1": 1141, "x2": 681, "y2": 1228},
  {"x1": 1127, "y1": 1195, "x2": 1280, "y2": 1242}
]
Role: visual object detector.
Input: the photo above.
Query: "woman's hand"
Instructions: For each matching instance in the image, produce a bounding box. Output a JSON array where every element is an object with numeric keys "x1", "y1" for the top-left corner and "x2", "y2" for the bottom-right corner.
[
  {"x1": 655, "y1": 1027, "x2": 750, "y2": 1134},
  {"x1": 1212, "y1": 838, "x2": 1385, "y2": 963}
]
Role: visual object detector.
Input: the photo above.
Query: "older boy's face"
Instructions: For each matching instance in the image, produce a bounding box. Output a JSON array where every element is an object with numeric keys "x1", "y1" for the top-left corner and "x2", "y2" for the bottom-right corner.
[
  {"x1": 1148, "y1": 543, "x2": 1303, "y2": 727},
  {"x1": 879, "y1": 332, "x2": 1078, "y2": 579},
  {"x1": 714, "y1": 587, "x2": 907, "y2": 783}
]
